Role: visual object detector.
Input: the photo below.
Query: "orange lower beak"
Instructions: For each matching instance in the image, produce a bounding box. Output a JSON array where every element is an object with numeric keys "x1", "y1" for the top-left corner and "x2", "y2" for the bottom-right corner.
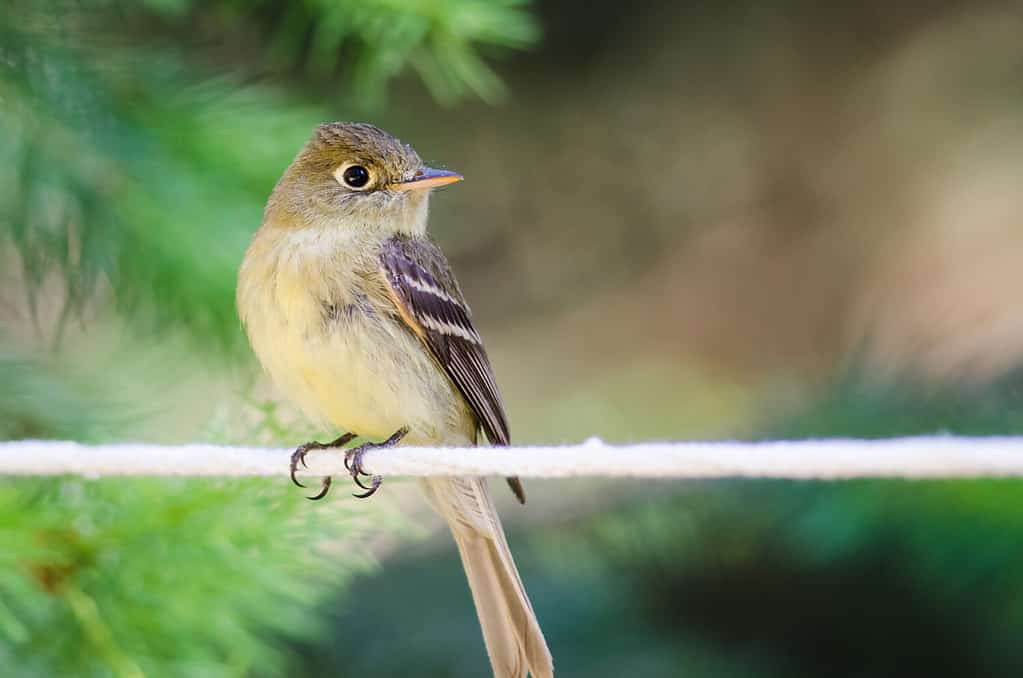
[{"x1": 388, "y1": 167, "x2": 463, "y2": 192}]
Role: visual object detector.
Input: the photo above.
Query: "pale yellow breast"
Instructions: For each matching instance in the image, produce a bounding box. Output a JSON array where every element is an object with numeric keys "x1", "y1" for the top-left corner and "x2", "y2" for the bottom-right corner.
[{"x1": 237, "y1": 224, "x2": 475, "y2": 445}]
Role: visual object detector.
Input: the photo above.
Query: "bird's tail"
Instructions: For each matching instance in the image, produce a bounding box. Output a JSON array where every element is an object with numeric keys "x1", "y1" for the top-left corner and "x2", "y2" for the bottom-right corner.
[{"x1": 420, "y1": 476, "x2": 553, "y2": 678}]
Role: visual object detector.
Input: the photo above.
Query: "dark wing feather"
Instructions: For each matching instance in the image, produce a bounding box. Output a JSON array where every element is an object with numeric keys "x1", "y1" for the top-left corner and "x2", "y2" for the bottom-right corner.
[{"x1": 379, "y1": 235, "x2": 511, "y2": 448}]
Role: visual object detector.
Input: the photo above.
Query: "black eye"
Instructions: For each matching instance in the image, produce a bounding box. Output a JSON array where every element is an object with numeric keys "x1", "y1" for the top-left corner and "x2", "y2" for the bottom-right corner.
[{"x1": 342, "y1": 165, "x2": 370, "y2": 188}]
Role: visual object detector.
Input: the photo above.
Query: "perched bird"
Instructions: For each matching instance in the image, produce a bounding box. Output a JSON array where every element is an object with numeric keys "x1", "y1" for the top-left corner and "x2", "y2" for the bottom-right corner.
[{"x1": 237, "y1": 122, "x2": 553, "y2": 678}]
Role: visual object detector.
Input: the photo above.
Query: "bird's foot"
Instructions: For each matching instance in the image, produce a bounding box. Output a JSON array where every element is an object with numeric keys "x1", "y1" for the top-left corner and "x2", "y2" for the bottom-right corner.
[
  {"x1": 290, "y1": 432, "x2": 358, "y2": 500},
  {"x1": 343, "y1": 426, "x2": 409, "y2": 499}
]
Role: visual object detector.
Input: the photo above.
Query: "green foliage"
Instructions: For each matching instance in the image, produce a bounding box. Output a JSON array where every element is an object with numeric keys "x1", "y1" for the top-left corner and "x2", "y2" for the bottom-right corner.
[
  {"x1": 546, "y1": 477, "x2": 1023, "y2": 677},
  {"x1": 0, "y1": 344, "x2": 111, "y2": 442},
  {"x1": 0, "y1": 477, "x2": 378, "y2": 678},
  {"x1": 763, "y1": 368, "x2": 1023, "y2": 439},
  {"x1": 125, "y1": 0, "x2": 538, "y2": 105},
  {"x1": 242, "y1": 0, "x2": 538, "y2": 104},
  {"x1": 0, "y1": 0, "x2": 537, "y2": 351},
  {"x1": 0, "y1": 340, "x2": 398, "y2": 677}
]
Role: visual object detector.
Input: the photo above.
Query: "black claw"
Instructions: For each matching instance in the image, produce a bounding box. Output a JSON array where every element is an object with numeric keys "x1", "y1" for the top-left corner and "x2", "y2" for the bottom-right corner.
[
  {"x1": 352, "y1": 475, "x2": 382, "y2": 499},
  {"x1": 345, "y1": 446, "x2": 371, "y2": 480},
  {"x1": 307, "y1": 476, "x2": 332, "y2": 501},
  {"x1": 352, "y1": 473, "x2": 373, "y2": 491},
  {"x1": 290, "y1": 428, "x2": 406, "y2": 500},
  {"x1": 341, "y1": 426, "x2": 408, "y2": 500},
  {"x1": 289, "y1": 433, "x2": 357, "y2": 497},
  {"x1": 348, "y1": 451, "x2": 366, "y2": 478},
  {"x1": 290, "y1": 448, "x2": 310, "y2": 488}
]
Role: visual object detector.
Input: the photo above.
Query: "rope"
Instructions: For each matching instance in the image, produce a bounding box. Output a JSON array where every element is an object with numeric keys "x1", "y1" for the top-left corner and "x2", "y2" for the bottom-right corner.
[{"x1": 3, "y1": 436, "x2": 1023, "y2": 480}]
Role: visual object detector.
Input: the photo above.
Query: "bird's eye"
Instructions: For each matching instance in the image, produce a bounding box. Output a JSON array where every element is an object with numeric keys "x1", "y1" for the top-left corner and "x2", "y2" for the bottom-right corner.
[{"x1": 341, "y1": 165, "x2": 371, "y2": 189}]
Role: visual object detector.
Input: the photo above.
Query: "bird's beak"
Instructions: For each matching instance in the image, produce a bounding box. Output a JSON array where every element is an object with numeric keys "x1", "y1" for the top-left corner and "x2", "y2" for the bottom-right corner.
[{"x1": 388, "y1": 167, "x2": 463, "y2": 192}]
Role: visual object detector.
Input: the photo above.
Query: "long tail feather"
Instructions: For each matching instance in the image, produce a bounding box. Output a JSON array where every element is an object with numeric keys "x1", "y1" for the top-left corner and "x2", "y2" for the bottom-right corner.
[{"x1": 421, "y1": 477, "x2": 553, "y2": 678}]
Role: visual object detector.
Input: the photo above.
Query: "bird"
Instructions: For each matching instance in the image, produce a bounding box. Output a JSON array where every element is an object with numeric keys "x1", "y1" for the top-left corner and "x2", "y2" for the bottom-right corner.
[{"x1": 236, "y1": 121, "x2": 553, "y2": 678}]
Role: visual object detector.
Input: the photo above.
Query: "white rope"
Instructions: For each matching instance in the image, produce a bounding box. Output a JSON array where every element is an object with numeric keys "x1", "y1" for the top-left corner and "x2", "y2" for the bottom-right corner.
[{"x1": 3, "y1": 436, "x2": 1023, "y2": 480}]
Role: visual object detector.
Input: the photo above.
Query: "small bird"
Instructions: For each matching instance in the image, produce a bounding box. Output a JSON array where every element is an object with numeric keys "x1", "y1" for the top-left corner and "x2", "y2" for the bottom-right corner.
[{"x1": 237, "y1": 122, "x2": 553, "y2": 678}]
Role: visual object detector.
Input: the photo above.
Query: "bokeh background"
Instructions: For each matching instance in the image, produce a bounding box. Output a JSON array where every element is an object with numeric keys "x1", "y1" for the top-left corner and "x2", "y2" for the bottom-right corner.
[{"x1": 4, "y1": 1, "x2": 1023, "y2": 676}]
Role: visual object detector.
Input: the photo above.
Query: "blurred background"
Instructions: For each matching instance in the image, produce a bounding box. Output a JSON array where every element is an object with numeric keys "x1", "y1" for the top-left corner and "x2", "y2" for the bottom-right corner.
[{"x1": 4, "y1": 0, "x2": 1023, "y2": 675}]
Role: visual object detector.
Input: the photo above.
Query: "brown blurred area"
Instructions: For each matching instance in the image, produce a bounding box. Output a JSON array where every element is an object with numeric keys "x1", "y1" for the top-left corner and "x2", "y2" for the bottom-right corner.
[{"x1": 368, "y1": 1, "x2": 1023, "y2": 441}]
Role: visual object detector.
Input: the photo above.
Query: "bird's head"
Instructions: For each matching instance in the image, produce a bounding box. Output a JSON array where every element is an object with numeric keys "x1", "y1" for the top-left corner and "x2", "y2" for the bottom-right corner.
[{"x1": 268, "y1": 122, "x2": 462, "y2": 234}]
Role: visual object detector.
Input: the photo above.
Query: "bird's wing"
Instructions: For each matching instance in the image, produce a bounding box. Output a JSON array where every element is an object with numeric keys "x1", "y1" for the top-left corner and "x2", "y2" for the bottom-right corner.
[{"x1": 378, "y1": 235, "x2": 511, "y2": 447}]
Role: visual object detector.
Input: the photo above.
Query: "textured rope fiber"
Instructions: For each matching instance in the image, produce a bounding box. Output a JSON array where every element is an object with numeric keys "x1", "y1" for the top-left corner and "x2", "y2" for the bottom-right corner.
[{"x1": 3, "y1": 436, "x2": 1023, "y2": 480}]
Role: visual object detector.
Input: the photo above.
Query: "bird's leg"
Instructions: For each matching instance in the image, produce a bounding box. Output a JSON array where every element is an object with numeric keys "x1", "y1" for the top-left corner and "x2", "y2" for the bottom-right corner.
[
  {"x1": 344, "y1": 426, "x2": 409, "y2": 499},
  {"x1": 290, "y1": 432, "x2": 358, "y2": 500}
]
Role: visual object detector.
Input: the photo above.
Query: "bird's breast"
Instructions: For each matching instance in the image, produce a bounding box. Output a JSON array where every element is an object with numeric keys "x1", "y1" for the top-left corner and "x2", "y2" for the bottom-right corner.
[{"x1": 237, "y1": 226, "x2": 472, "y2": 444}]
